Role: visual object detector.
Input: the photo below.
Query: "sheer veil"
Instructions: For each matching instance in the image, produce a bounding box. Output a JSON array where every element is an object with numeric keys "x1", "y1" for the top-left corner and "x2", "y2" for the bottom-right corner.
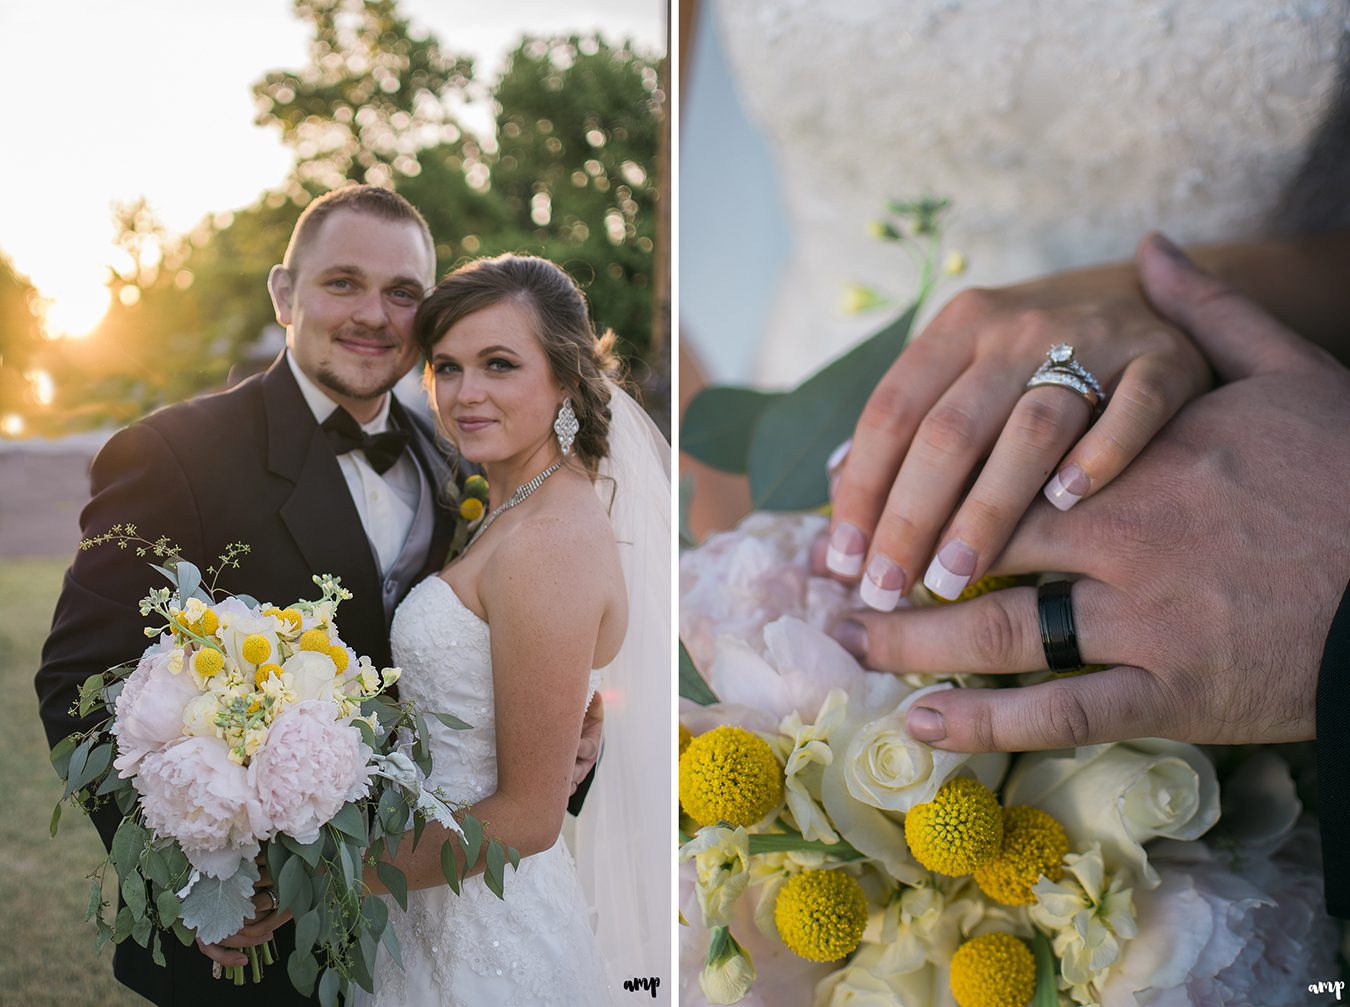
[{"x1": 574, "y1": 381, "x2": 672, "y2": 1002}]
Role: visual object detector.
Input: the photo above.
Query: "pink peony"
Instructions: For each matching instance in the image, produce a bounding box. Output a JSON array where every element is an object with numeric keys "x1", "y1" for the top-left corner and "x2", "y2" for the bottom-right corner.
[
  {"x1": 111, "y1": 636, "x2": 203, "y2": 778},
  {"x1": 136, "y1": 735, "x2": 265, "y2": 877},
  {"x1": 249, "y1": 701, "x2": 372, "y2": 844}
]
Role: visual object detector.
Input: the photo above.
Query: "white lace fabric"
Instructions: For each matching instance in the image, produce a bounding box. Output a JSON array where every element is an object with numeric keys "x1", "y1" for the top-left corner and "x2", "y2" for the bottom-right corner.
[
  {"x1": 362, "y1": 576, "x2": 613, "y2": 1007},
  {"x1": 710, "y1": 0, "x2": 1347, "y2": 385}
]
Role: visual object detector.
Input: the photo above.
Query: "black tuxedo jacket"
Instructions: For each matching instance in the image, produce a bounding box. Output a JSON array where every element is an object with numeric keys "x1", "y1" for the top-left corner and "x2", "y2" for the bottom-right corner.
[{"x1": 35, "y1": 354, "x2": 459, "y2": 1005}]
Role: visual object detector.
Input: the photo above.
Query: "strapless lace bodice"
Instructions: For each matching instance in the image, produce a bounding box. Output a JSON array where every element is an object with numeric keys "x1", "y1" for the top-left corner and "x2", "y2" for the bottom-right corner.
[
  {"x1": 711, "y1": 0, "x2": 1346, "y2": 384},
  {"x1": 359, "y1": 576, "x2": 614, "y2": 1007}
]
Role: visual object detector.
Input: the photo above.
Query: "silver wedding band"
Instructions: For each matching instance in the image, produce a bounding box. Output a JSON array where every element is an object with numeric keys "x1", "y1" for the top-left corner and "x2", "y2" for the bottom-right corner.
[
  {"x1": 1025, "y1": 343, "x2": 1106, "y2": 415},
  {"x1": 262, "y1": 887, "x2": 279, "y2": 914}
]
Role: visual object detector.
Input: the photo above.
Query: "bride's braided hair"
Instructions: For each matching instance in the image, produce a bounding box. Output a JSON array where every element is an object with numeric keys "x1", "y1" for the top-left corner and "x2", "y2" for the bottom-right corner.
[{"x1": 414, "y1": 254, "x2": 622, "y2": 469}]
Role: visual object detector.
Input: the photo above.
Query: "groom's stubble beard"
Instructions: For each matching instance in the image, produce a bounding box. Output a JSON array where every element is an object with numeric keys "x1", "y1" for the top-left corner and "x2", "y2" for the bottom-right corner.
[{"x1": 314, "y1": 324, "x2": 418, "y2": 405}]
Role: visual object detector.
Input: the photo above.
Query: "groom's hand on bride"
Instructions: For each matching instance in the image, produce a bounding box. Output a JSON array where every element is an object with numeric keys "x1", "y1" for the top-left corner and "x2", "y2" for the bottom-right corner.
[
  {"x1": 831, "y1": 234, "x2": 1350, "y2": 751},
  {"x1": 572, "y1": 692, "x2": 604, "y2": 794}
]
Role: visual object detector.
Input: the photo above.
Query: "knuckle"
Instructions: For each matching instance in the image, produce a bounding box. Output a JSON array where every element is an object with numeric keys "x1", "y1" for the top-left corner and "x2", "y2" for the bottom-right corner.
[
  {"x1": 940, "y1": 286, "x2": 1000, "y2": 326},
  {"x1": 1014, "y1": 307, "x2": 1056, "y2": 342},
  {"x1": 858, "y1": 381, "x2": 917, "y2": 437},
  {"x1": 1117, "y1": 372, "x2": 1170, "y2": 424},
  {"x1": 967, "y1": 699, "x2": 998, "y2": 751},
  {"x1": 1043, "y1": 687, "x2": 1093, "y2": 747},
  {"x1": 1011, "y1": 395, "x2": 1072, "y2": 448},
  {"x1": 918, "y1": 402, "x2": 980, "y2": 457},
  {"x1": 971, "y1": 599, "x2": 1022, "y2": 668}
]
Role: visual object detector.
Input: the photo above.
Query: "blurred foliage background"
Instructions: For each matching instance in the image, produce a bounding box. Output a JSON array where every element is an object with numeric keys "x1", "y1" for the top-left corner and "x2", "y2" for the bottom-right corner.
[{"x1": 1, "y1": 0, "x2": 667, "y2": 438}]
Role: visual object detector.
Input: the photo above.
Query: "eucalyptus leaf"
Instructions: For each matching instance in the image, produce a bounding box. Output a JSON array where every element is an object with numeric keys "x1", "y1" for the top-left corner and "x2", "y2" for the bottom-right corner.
[
  {"x1": 351, "y1": 932, "x2": 377, "y2": 992},
  {"x1": 178, "y1": 860, "x2": 259, "y2": 946},
  {"x1": 318, "y1": 966, "x2": 341, "y2": 1007},
  {"x1": 356, "y1": 719, "x2": 377, "y2": 748},
  {"x1": 411, "y1": 814, "x2": 426, "y2": 852},
  {"x1": 506, "y1": 845, "x2": 520, "y2": 870},
  {"x1": 484, "y1": 841, "x2": 506, "y2": 900},
  {"x1": 62, "y1": 738, "x2": 93, "y2": 800},
  {"x1": 429, "y1": 710, "x2": 471, "y2": 731},
  {"x1": 337, "y1": 840, "x2": 355, "y2": 889},
  {"x1": 142, "y1": 848, "x2": 170, "y2": 888},
  {"x1": 111, "y1": 819, "x2": 148, "y2": 879},
  {"x1": 439, "y1": 839, "x2": 461, "y2": 895},
  {"x1": 131, "y1": 915, "x2": 152, "y2": 948},
  {"x1": 95, "y1": 919, "x2": 113, "y2": 955},
  {"x1": 379, "y1": 919, "x2": 404, "y2": 969},
  {"x1": 49, "y1": 803, "x2": 61, "y2": 838},
  {"x1": 294, "y1": 909, "x2": 320, "y2": 958},
  {"x1": 681, "y1": 385, "x2": 783, "y2": 472},
  {"x1": 459, "y1": 814, "x2": 483, "y2": 869},
  {"x1": 362, "y1": 894, "x2": 389, "y2": 942},
  {"x1": 112, "y1": 906, "x2": 134, "y2": 943},
  {"x1": 377, "y1": 786, "x2": 405, "y2": 836},
  {"x1": 120, "y1": 875, "x2": 148, "y2": 920},
  {"x1": 174, "y1": 561, "x2": 203, "y2": 608},
  {"x1": 747, "y1": 304, "x2": 918, "y2": 510},
  {"x1": 281, "y1": 832, "x2": 323, "y2": 868},
  {"x1": 376, "y1": 861, "x2": 408, "y2": 912},
  {"x1": 679, "y1": 641, "x2": 718, "y2": 706},
  {"x1": 171, "y1": 920, "x2": 195, "y2": 947},
  {"x1": 149, "y1": 563, "x2": 178, "y2": 587},
  {"x1": 276, "y1": 854, "x2": 310, "y2": 917},
  {"x1": 265, "y1": 840, "x2": 290, "y2": 891},
  {"x1": 49, "y1": 734, "x2": 78, "y2": 778},
  {"x1": 86, "y1": 877, "x2": 103, "y2": 922},
  {"x1": 150, "y1": 931, "x2": 166, "y2": 967},
  {"x1": 115, "y1": 786, "x2": 137, "y2": 816},
  {"x1": 329, "y1": 802, "x2": 367, "y2": 844},
  {"x1": 155, "y1": 889, "x2": 180, "y2": 928},
  {"x1": 288, "y1": 951, "x2": 319, "y2": 997},
  {"x1": 95, "y1": 766, "x2": 129, "y2": 797}
]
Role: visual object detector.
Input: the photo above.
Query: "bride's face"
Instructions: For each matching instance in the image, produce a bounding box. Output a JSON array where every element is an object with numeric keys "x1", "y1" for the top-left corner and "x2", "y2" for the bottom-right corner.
[{"x1": 428, "y1": 297, "x2": 566, "y2": 465}]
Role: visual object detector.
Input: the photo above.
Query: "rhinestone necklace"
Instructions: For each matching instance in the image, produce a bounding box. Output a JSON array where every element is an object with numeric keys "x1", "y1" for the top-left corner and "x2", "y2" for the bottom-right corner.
[{"x1": 463, "y1": 461, "x2": 563, "y2": 552}]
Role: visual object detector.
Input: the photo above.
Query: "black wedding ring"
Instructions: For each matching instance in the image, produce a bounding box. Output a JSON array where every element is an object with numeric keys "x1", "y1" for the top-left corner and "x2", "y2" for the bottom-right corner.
[{"x1": 1037, "y1": 580, "x2": 1083, "y2": 671}]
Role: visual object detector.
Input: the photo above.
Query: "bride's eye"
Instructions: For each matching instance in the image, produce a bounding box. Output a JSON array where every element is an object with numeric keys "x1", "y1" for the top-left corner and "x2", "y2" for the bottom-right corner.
[
  {"x1": 487, "y1": 357, "x2": 517, "y2": 372},
  {"x1": 432, "y1": 360, "x2": 461, "y2": 376}
]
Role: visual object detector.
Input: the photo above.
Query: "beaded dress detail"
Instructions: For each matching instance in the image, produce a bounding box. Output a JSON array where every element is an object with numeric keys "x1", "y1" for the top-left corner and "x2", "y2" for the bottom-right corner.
[{"x1": 363, "y1": 575, "x2": 613, "y2": 1006}]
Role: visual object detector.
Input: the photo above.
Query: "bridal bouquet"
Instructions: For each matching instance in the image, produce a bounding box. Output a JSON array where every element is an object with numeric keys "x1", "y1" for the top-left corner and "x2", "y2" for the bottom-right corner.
[
  {"x1": 678, "y1": 204, "x2": 1342, "y2": 1006},
  {"x1": 51, "y1": 529, "x2": 517, "y2": 1006}
]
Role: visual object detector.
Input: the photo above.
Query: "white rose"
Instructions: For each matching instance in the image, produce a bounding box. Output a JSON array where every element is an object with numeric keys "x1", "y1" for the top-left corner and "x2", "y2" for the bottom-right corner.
[
  {"x1": 182, "y1": 693, "x2": 222, "y2": 738},
  {"x1": 680, "y1": 826, "x2": 751, "y2": 928},
  {"x1": 1003, "y1": 739, "x2": 1219, "y2": 887},
  {"x1": 283, "y1": 650, "x2": 339, "y2": 703}
]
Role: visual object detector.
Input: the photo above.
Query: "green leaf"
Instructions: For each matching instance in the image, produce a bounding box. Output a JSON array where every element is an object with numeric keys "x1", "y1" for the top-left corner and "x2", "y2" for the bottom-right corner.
[
  {"x1": 281, "y1": 831, "x2": 323, "y2": 868},
  {"x1": 747, "y1": 304, "x2": 918, "y2": 510},
  {"x1": 150, "y1": 931, "x2": 166, "y2": 967},
  {"x1": 379, "y1": 919, "x2": 404, "y2": 970},
  {"x1": 111, "y1": 819, "x2": 148, "y2": 878},
  {"x1": 439, "y1": 839, "x2": 461, "y2": 895},
  {"x1": 162, "y1": 844, "x2": 190, "y2": 887},
  {"x1": 49, "y1": 802, "x2": 61, "y2": 838},
  {"x1": 86, "y1": 877, "x2": 104, "y2": 922},
  {"x1": 336, "y1": 840, "x2": 355, "y2": 889},
  {"x1": 178, "y1": 860, "x2": 259, "y2": 945},
  {"x1": 120, "y1": 875, "x2": 148, "y2": 920},
  {"x1": 329, "y1": 802, "x2": 367, "y2": 844},
  {"x1": 679, "y1": 641, "x2": 718, "y2": 706},
  {"x1": 49, "y1": 734, "x2": 79, "y2": 778},
  {"x1": 287, "y1": 951, "x2": 319, "y2": 997},
  {"x1": 276, "y1": 854, "x2": 310, "y2": 917},
  {"x1": 95, "y1": 767, "x2": 129, "y2": 797},
  {"x1": 131, "y1": 915, "x2": 152, "y2": 948},
  {"x1": 355, "y1": 719, "x2": 377, "y2": 748},
  {"x1": 681, "y1": 386, "x2": 784, "y2": 472},
  {"x1": 506, "y1": 845, "x2": 520, "y2": 870},
  {"x1": 155, "y1": 889, "x2": 180, "y2": 928},
  {"x1": 173, "y1": 560, "x2": 203, "y2": 609},
  {"x1": 78, "y1": 673, "x2": 106, "y2": 717},
  {"x1": 265, "y1": 840, "x2": 290, "y2": 891},
  {"x1": 377, "y1": 785, "x2": 405, "y2": 836},
  {"x1": 318, "y1": 966, "x2": 341, "y2": 1007},
  {"x1": 411, "y1": 815, "x2": 426, "y2": 852},
  {"x1": 61, "y1": 738, "x2": 93, "y2": 800},
  {"x1": 171, "y1": 920, "x2": 195, "y2": 947},
  {"x1": 429, "y1": 710, "x2": 472, "y2": 731},
  {"x1": 112, "y1": 906, "x2": 134, "y2": 943},
  {"x1": 362, "y1": 894, "x2": 389, "y2": 942},
  {"x1": 142, "y1": 848, "x2": 170, "y2": 888},
  {"x1": 294, "y1": 909, "x2": 320, "y2": 958},
  {"x1": 459, "y1": 814, "x2": 484, "y2": 869},
  {"x1": 95, "y1": 919, "x2": 114, "y2": 955},
  {"x1": 352, "y1": 932, "x2": 377, "y2": 992},
  {"x1": 376, "y1": 861, "x2": 408, "y2": 912},
  {"x1": 484, "y1": 841, "x2": 506, "y2": 900},
  {"x1": 1031, "y1": 930, "x2": 1059, "y2": 1007}
]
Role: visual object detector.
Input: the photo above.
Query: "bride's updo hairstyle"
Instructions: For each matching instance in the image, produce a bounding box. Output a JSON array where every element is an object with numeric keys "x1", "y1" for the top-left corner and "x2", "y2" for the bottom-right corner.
[{"x1": 415, "y1": 254, "x2": 622, "y2": 470}]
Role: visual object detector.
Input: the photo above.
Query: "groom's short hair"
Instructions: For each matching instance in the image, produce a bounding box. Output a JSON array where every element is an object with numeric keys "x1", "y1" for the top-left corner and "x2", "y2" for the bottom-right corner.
[{"x1": 282, "y1": 184, "x2": 435, "y2": 279}]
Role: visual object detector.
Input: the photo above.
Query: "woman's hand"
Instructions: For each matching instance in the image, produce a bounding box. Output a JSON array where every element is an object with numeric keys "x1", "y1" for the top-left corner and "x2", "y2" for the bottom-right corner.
[
  {"x1": 194, "y1": 860, "x2": 292, "y2": 968},
  {"x1": 826, "y1": 233, "x2": 1212, "y2": 609}
]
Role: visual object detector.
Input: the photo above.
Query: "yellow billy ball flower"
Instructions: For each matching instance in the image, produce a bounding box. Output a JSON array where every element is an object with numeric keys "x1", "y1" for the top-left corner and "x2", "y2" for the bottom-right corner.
[
  {"x1": 255, "y1": 663, "x2": 283, "y2": 688},
  {"x1": 192, "y1": 648, "x2": 225, "y2": 678},
  {"x1": 773, "y1": 869, "x2": 868, "y2": 962},
  {"x1": 464, "y1": 474, "x2": 489, "y2": 501},
  {"x1": 241, "y1": 634, "x2": 272, "y2": 665},
  {"x1": 459, "y1": 497, "x2": 485, "y2": 522},
  {"x1": 298, "y1": 628, "x2": 331, "y2": 653},
  {"x1": 905, "y1": 776, "x2": 1003, "y2": 876},
  {"x1": 678, "y1": 723, "x2": 693, "y2": 757},
  {"x1": 974, "y1": 806, "x2": 1069, "y2": 905},
  {"x1": 199, "y1": 608, "x2": 219, "y2": 635},
  {"x1": 328, "y1": 645, "x2": 350, "y2": 674},
  {"x1": 679, "y1": 725, "x2": 783, "y2": 828},
  {"x1": 949, "y1": 933, "x2": 1036, "y2": 1007},
  {"x1": 934, "y1": 575, "x2": 1023, "y2": 604},
  {"x1": 265, "y1": 607, "x2": 303, "y2": 633}
]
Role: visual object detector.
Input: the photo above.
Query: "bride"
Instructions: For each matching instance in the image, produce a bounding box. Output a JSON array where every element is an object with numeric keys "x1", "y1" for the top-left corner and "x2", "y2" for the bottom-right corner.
[{"x1": 358, "y1": 253, "x2": 670, "y2": 1005}]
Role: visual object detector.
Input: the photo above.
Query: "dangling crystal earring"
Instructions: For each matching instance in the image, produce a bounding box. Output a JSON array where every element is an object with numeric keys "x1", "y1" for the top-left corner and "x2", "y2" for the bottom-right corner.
[{"x1": 553, "y1": 397, "x2": 579, "y2": 456}]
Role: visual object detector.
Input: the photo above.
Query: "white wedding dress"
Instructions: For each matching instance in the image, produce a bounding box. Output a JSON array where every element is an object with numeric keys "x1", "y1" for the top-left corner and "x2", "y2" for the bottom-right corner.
[
  {"x1": 703, "y1": 0, "x2": 1346, "y2": 386},
  {"x1": 363, "y1": 575, "x2": 616, "y2": 1007}
]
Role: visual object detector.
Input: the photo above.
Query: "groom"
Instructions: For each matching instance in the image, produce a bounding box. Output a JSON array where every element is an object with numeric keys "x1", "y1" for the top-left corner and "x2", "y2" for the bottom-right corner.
[{"x1": 35, "y1": 185, "x2": 596, "y2": 1004}]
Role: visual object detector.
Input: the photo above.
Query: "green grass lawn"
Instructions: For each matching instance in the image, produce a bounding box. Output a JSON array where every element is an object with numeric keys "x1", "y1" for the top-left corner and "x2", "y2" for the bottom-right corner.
[{"x1": 0, "y1": 558, "x2": 144, "y2": 1006}]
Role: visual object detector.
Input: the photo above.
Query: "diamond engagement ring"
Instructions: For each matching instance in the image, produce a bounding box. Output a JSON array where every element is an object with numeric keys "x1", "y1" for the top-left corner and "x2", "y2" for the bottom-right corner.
[{"x1": 1025, "y1": 343, "x2": 1106, "y2": 414}]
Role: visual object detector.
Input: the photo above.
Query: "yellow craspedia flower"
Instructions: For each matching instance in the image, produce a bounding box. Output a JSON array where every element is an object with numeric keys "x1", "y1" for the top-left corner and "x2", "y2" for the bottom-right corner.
[
  {"x1": 241, "y1": 634, "x2": 272, "y2": 665},
  {"x1": 678, "y1": 723, "x2": 693, "y2": 756},
  {"x1": 678, "y1": 725, "x2": 783, "y2": 828},
  {"x1": 299, "y1": 629, "x2": 331, "y2": 653},
  {"x1": 199, "y1": 608, "x2": 219, "y2": 635},
  {"x1": 328, "y1": 646, "x2": 350, "y2": 673},
  {"x1": 255, "y1": 663, "x2": 283, "y2": 688},
  {"x1": 464, "y1": 474, "x2": 489, "y2": 501},
  {"x1": 934, "y1": 575, "x2": 1023, "y2": 604},
  {"x1": 949, "y1": 933, "x2": 1036, "y2": 1007},
  {"x1": 905, "y1": 776, "x2": 1003, "y2": 876},
  {"x1": 192, "y1": 648, "x2": 224, "y2": 678},
  {"x1": 773, "y1": 869, "x2": 868, "y2": 962},
  {"x1": 265, "y1": 607, "x2": 303, "y2": 633},
  {"x1": 974, "y1": 806, "x2": 1069, "y2": 905},
  {"x1": 460, "y1": 497, "x2": 485, "y2": 522}
]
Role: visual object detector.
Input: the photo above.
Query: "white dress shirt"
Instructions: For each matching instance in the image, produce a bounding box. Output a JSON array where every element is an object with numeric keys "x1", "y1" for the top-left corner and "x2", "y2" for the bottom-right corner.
[{"x1": 286, "y1": 353, "x2": 421, "y2": 575}]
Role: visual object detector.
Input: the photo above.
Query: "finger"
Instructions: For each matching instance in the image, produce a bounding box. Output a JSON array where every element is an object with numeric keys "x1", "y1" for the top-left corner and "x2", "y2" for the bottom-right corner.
[
  {"x1": 826, "y1": 329, "x2": 972, "y2": 579},
  {"x1": 1043, "y1": 350, "x2": 1203, "y2": 510},
  {"x1": 196, "y1": 937, "x2": 248, "y2": 968},
  {"x1": 924, "y1": 385, "x2": 1090, "y2": 597},
  {"x1": 1136, "y1": 233, "x2": 1320, "y2": 381},
  {"x1": 860, "y1": 364, "x2": 1022, "y2": 609},
  {"x1": 830, "y1": 579, "x2": 1124, "y2": 676},
  {"x1": 901, "y1": 665, "x2": 1172, "y2": 751}
]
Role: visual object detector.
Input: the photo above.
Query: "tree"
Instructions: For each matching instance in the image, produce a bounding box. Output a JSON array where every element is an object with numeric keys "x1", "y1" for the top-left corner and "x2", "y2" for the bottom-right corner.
[{"x1": 0, "y1": 251, "x2": 45, "y2": 431}]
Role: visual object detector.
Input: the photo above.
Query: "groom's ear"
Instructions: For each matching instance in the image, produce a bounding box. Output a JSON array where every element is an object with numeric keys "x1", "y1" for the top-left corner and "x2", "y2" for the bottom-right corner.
[{"x1": 267, "y1": 265, "x2": 294, "y2": 326}]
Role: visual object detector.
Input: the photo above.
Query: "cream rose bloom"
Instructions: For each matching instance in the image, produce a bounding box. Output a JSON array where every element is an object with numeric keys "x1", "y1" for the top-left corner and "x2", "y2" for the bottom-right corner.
[
  {"x1": 1002, "y1": 739, "x2": 1219, "y2": 886},
  {"x1": 283, "y1": 649, "x2": 340, "y2": 703},
  {"x1": 681, "y1": 826, "x2": 752, "y2": 928},
  {"x1": 181, "y1": 692, "x2": 223, "y2": 738}
]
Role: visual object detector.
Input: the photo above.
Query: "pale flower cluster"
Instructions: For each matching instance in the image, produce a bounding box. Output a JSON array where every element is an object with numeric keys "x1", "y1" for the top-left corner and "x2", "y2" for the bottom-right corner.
[{"x1": 109, "y1": 582, "x2": 398, "y2": 877}]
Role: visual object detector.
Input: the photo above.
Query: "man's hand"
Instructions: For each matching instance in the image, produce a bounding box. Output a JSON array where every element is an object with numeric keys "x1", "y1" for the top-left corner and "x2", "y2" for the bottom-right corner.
[
  {"x1": 573, "y1": 691, "x2": 604, "y2": 793},
  {"x1": 832, "y1": 233, "x2": 1350, "y2": 751}
]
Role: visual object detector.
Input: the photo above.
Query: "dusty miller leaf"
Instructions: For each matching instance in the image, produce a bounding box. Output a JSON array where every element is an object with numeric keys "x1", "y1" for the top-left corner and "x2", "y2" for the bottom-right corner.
[{"x1": 178, "y1": 860, "x2": 259, "y2": 945}]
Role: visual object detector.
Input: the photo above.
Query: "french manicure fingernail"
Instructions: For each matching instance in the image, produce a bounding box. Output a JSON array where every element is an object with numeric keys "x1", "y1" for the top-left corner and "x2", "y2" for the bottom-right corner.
[
  {"x1": 826, "y1": 437, "x2": 852, "y2": 477},
  {"x1": 860, "y1": 554, "x2": 906, "y2": 612},
  {"x1": 829, "y1": 618, "x2": 868, "y2": 659},
  {"x1": 826, "y1": 522, "x2": 867, "y2": 577},
  {"x1": 1151, "y1": 232, "x2": 1188, "y2": 263},
  {"x1": 924, "y1": 539, "x2": 977, "y2": 600},
  {"x1": 1044, "y1": 462, "x2": 1090, "y2": 511},
  {"x1": 908, "y1": 706, "x2": 947, "y2": 742}
]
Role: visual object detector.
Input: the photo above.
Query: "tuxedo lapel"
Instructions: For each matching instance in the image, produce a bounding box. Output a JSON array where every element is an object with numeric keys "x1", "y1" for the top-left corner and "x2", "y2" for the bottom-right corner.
[{"x1": 391, "y1": 395, "x2": 462, "y2": 576}]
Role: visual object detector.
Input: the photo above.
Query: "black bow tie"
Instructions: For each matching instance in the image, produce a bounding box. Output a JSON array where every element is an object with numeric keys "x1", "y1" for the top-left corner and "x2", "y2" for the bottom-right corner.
[{"x1": 321, "y1": 407, "x2": 411, "y2": 475}]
